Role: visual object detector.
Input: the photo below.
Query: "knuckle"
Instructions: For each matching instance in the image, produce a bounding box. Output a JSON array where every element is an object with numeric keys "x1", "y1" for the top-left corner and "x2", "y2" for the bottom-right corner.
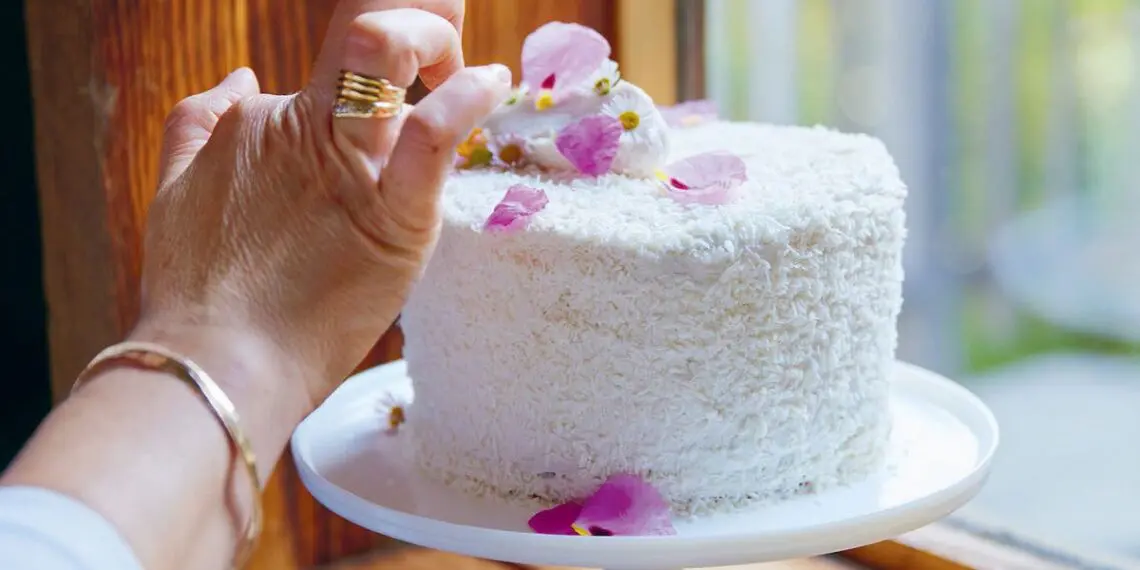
[
  {"x1": 163, "y1": 96, "x2": 207, "y2": 133},
  {"x1": 343, "y1": 12, "x2": 429, "y2": 86},
  {"x1": 347, "y1": 13, "x2": 406, "y2": 51},
  {"x1": 346, "y1": 12, "x2": 414, "y2": 61}
]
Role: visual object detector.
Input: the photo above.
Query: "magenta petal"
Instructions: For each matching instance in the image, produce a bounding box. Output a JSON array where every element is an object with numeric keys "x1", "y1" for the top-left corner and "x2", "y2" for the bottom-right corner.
[
  {"x1": 555, "y1": 114, "x2": 623, "y2": 176},
  {"x1": 664, "y1": 152, "x2": 748, "y2": 206},
  {"x1": 658, "y1": 99, "x2": 719, "y2": 127},
  {"x1": 528, "y1": 501, "x2": 583, "y2": 535},
  {"x1": 483, "y1": 185, "x2": 550, "y2": 233},
  {"x1": 573, "y1": 474, "x2": 676, "y2": 536},
  {"x1": 522, "y1": 22, "x2": 611, "y2": 94}
]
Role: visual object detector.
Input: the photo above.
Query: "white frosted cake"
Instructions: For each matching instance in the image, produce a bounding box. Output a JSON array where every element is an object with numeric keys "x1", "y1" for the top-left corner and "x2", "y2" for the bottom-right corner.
[{"x1": 399, "y1": 22, "x2": 906, "y2": 521}]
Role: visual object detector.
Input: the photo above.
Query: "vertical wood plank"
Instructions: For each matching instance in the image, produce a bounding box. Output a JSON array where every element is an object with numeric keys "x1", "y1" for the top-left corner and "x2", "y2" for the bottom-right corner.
[
  {"x1": 26, "y1": 0, "x2": 250, "y2": 401},
  {"x1": 616, "y1": 0, "x2": 677, "y2": 104}
]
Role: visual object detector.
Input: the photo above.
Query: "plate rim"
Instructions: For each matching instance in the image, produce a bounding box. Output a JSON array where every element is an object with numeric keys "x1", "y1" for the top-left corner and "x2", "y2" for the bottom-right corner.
[{"x1": 292, "y1": 360, "x2": 1000, "y2": 566}]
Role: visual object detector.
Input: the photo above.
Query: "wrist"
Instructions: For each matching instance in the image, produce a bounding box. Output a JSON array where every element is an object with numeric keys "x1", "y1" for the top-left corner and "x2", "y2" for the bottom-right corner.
[{"x1": 127, "y1": 318, "x2": 316, "y2": 445}]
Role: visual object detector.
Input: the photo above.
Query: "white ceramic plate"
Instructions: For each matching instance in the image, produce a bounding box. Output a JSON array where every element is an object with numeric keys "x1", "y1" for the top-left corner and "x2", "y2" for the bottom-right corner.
[{"x1": 293, "y1": 360, "x2": 999, "y2": 570}]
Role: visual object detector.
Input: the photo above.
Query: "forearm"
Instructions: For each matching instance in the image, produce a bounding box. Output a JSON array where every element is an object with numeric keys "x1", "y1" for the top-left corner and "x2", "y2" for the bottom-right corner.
[{"x1": 0, "y1": 325, "x2": 313, "y2": 570}]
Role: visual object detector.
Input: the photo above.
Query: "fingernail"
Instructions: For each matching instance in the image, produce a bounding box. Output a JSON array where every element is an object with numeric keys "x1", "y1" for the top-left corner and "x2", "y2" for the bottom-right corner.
[{"x1": 486, "y1": 64, "x2": 512, "y2": 85}]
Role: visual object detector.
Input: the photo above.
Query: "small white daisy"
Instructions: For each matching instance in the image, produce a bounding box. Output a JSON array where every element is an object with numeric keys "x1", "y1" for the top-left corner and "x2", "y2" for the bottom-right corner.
[
  {"x1": 488, "y1": 133, "x2": 529, "y2": 167},
  {"x1": 601, "y1": 86, "x2": 658, "y2": 145},
  {"x1": 600, "y1": 84, "x2": 670, "y2": 178},
  {"x1": 586, "y1": 59, "x2": 621, "y2": 95}
]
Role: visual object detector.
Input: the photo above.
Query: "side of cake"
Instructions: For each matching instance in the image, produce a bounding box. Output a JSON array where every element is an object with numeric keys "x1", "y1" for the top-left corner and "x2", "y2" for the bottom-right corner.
[{"x1": 399, "y1": 22, "x2": 907, "y2": 520}]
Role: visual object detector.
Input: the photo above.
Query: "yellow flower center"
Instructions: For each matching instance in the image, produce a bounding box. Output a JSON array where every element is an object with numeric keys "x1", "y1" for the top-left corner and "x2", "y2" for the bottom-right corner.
[
  {"x1": 594, "y1": 78, "x2": 611, "y2": 95},
  {"x1": 619, "y1": 110, "x2": 640, "y2": 131},
  {"x1": 388, "y1": 406, "x2": 405, "y2": 430},
  {"x1": 457, "y1": 128, "x2": 486, "y2": 158},
  {"x1": 499, "y1": 143, "x2": 524, "y2": 165},
  {"x1": 571, "y1": 524, "x2": 590, "y2": 536},
  {"x1": 465, "y1": 147, "x2": 493, "y2": 168},
  {"x1": 536, "y1": 91, "x2": 555, "y2": 111}
]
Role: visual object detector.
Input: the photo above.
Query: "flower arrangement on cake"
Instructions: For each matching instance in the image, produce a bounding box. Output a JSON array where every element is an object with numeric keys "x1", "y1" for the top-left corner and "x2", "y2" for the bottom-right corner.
[{"x1": 452, "y1": 21, "x2": 746, "y2": 235}]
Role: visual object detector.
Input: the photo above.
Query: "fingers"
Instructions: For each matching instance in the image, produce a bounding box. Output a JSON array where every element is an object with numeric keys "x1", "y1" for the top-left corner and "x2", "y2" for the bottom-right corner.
[
  {"x1": 158, "y1": 68, "x2": 260, "y2": 186},
  {"x1": 324, "y1": 9, "x2": 462, "y2": 159},
  {"x1": 310, "y1": 0, "x2": 465, "y2": 95},
  {"x1": 377, "y1": 64, "x2": 512, "y2": 236}
]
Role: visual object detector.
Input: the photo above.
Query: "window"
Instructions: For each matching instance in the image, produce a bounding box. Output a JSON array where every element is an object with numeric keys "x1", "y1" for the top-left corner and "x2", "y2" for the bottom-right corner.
[{"x1": 692, "y1": 0, "x2": 1140, "y2": 564}]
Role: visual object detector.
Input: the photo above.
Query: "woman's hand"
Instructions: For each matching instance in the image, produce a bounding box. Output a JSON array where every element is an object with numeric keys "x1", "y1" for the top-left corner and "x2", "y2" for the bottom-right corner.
[
  {"x1": 135, "y1": 1, "x2": 512, "y2": 409},
  {"x1": 0, "y1": 6, "x2": 512, "y2": 570}
]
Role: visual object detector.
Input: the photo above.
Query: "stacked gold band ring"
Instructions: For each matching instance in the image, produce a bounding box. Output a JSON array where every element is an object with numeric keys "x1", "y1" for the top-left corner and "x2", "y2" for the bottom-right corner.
[{"x1": 333, "y1": 70, "x2": 406, "y2": 119}]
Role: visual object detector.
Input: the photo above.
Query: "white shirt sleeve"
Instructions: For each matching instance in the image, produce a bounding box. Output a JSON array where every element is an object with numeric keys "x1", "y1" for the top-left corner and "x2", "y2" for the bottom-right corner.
[{"x1": 0, "y1": 486, "x2": 143, "y2": 570}]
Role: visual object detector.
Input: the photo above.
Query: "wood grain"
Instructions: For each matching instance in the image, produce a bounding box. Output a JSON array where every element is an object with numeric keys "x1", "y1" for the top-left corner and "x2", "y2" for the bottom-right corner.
[
  {"x1": 26, "y1": 0, "x2": 248, "y2": 401},
  {"x1": 616, "y1": 0, "x2": 678, "y2": 104},
  {"x1": 26, "y1": 1, "x2": 615, "y2": 568}
]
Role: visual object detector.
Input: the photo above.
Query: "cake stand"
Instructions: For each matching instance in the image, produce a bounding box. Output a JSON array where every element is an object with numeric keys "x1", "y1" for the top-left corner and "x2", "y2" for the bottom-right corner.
[{"x1": 292, "y1": 360, "x2": 999, "y2": 570}]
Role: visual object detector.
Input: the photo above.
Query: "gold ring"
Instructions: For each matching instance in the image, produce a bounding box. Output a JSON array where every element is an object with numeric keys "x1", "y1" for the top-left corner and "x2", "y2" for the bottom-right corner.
[{"x1": 333, "y1": 70, "x2": 407, "y2": 119}]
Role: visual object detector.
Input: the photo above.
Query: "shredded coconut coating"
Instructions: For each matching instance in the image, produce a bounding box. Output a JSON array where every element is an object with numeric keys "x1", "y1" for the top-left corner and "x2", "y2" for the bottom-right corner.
[{"x1": 401, "y1": 121, "x2": 907, "y2": 516}]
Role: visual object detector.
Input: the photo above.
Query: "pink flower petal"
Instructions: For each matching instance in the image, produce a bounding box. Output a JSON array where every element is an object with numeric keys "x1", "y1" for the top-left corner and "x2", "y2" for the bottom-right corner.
[
  {"x1": 483, "y1": 185, "x2": 550, "y2": 233},
  {"x1": 658, "y1": 99, "x2": 719, "y2": 127},
  {"x1": 663, "y1": 151, "x2": 748, "y2": 206},
  {"x1": 571, "y1": 474, "x2": 676, "y2": 536},
  {"x1": 528, "y1": 501, "x2": 583, "y2": 535},
  {"x1": 522, "y1": 22, "x2": 611, "y2": 96},
  {"x1": 555, "y1": 114, "x2": 623, "y2": 176}
]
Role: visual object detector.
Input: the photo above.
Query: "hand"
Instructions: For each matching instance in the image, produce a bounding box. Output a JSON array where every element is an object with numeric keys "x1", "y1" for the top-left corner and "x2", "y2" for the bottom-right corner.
[{"x1": 134, "y1": 0, "x2": 512, "y2": 409}]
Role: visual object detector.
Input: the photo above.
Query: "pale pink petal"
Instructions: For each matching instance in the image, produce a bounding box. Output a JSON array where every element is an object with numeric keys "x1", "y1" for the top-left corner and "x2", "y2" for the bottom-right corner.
[
  {"x1": 522, "y1": 22, "x2": 611, "y2": 95},
  {"x1": 528, "y1": 501, "x2": 583, "y2": 535},
  {"x1": 658, "y1": 99, "x2": 719, "y2": 127},
  {"x1": 555, "y1": 114, "x2": 623, "y2": 176},
  {"x1": 571, "y1": 474, "x2": 676, "y2": 536},
  {"x1": 663, "y1": 152, "x2": 748, "y2": 206},
  {"x1": 483, "y1": 185, "x2": 550, "y2": 233}
]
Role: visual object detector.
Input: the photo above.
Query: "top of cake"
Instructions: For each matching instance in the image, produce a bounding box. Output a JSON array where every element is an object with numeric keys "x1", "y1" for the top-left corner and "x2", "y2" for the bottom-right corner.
[{"x1": 448, "y1": 22, "x2": 906, "y2": 253}]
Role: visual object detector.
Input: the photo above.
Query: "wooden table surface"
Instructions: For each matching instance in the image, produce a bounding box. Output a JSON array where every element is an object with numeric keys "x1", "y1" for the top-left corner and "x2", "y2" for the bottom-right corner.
[{"x1": 322, "y1": 547, "x2": 866, "y2": 569}]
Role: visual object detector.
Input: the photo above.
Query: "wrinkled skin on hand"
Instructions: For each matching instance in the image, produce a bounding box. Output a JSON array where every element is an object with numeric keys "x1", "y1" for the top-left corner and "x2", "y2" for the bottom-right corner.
[{"x1": 136, "y1": 0, "x2": 512, "y2": 407}]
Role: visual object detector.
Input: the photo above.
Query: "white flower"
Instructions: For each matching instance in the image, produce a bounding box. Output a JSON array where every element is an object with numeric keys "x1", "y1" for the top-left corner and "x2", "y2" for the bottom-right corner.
[
  {"x1": 586, "y1": 59, "x2": 621, "y2": 95},
  {"x1": 601, "y1": 83, "x2": 670, "y2": 178},
  {"x1": 602, "y1": 85, "x2": 659, "y2": 145}
]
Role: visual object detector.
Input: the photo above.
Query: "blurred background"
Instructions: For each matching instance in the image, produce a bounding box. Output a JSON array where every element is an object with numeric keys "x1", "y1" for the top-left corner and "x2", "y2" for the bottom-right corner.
[{"x1": 700, "y1": 0, "x2": 1140, "y2": 562}]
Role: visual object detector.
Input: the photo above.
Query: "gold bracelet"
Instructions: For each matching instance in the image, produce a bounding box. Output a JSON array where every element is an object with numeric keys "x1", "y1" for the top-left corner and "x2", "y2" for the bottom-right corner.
[{"x1": 71, "y1": 341, "x2": 263, "y2": 569}]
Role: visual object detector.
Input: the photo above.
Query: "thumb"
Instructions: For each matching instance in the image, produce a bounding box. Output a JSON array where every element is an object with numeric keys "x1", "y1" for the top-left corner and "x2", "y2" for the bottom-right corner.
[
  {"x1": 158, "y1": 67, "x2": 261, "y2": 186},
  {"x1": 375, "y1": 65, "x2": 512, "y2": 239}
]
